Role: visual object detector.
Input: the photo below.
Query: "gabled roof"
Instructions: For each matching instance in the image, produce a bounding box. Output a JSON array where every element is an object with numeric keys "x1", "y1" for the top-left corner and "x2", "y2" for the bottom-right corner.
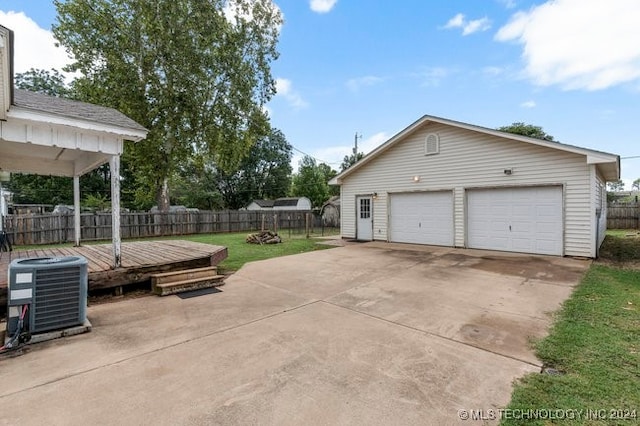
[
  {"x1": 252, "y1": 199, "x2": 275, "y2": 208},
  {"x1": 330, "y1": 114, "x2": 620, "y2": 184},
  {"x1": 13, "y1": 89, "x2": 147, "y2": 133},
  {"x1": 274, "y1": 197, "x2": 301, "y2": 207}
]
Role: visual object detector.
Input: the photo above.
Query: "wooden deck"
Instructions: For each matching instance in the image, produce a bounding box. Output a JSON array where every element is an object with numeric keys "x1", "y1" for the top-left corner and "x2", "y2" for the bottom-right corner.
[{"x1": 0, "y1": 241, "x2": 227, "y2": 314}]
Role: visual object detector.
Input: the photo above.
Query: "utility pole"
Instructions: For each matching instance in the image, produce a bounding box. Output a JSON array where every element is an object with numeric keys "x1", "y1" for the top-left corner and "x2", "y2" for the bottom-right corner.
[{"x1": 353, "y1": 132, "x2": 362, "y2": 155}]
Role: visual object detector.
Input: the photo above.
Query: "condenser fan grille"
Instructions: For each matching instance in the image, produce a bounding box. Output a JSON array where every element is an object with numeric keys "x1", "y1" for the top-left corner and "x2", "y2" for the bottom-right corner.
[{"x1": 33, "y1": 267, "x2": 82, "y2": 332}]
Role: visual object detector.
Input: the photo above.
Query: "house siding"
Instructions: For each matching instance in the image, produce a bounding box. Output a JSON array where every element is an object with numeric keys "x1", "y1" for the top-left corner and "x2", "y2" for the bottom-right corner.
[
  {"x1": 341, "y1": 122, "x2": 594, "y2": 257},
  {"x1": 595, "y1": 169, "x2": 607, "y2": 251}
]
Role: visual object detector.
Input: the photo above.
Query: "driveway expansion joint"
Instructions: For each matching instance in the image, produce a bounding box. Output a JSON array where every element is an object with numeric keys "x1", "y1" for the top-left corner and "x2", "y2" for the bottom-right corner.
[{"x1": 320, "y1": 299, "x2": 543, "y2": 368}]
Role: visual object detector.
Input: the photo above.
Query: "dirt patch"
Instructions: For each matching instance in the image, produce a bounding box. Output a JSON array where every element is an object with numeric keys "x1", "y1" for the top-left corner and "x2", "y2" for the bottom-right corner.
[
  {"x1": 469, "y1": 255, "x2": 586, "y2": 283},
  {"x1": 459, "y1": 313, "x2": 546, "y2": 362},
  {"x1": 596, "y1": 233, "x2": 640, "y2": 270}
]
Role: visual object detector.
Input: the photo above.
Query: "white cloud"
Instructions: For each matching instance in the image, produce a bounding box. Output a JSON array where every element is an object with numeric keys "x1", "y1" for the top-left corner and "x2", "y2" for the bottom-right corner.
[
  {"x1": 520, "y1": 100, "x2": 536, "y2": 108},
  {"x1": 415, "y1": 67, "x2": 451, "y2": 87},
  {"x1": 444, "y1": 13, "x2": 491, "y2": 35},
  {"x1": 346, "y1": 75, "x2": 384, "y2": 92},
  {"x1": 275, "y1": 77, "x2": 308, "y2": 109},
  {"x1": 291, "y1": 132, "x2": 388, "y2": 172},
  {"x1": 310, "y1": 0, "x2": 337, "y2": 14},
  {"x1": 314, "y1": 132, "x2": 388, "y2": 166},
  {"x1": 445, "y1": 13, "x2": 465, "y2": 29},
  {"x1": 482, "y1": 66, "x2": 505, "y2": 76},
  {"x1": 497, "y1": 0, "x2": 517, "y2": 9},
  {"x1": 462, "y1": 18, "x2": 491, "y2": 36},
  {"x1": 495, "y1": 0, "x2": 640, "y2": 90},
  {"x1": 0, "y1": 11, "x2": 73, "y2": 75}
]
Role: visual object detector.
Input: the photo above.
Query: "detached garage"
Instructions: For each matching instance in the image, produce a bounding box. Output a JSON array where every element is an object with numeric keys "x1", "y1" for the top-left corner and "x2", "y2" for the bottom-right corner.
[{"x1": 330, "y1": 115, "x2": 620, "y2": 258}]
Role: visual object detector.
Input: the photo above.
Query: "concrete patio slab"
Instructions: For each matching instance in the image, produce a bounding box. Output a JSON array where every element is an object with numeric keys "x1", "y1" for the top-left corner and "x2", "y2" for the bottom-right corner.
[
  {"x1": 0, "y1": 301, "x2": 537, "y2": 426},
  {"x1": 0, "y1": 242, "x2": 590, "y2": 425}
]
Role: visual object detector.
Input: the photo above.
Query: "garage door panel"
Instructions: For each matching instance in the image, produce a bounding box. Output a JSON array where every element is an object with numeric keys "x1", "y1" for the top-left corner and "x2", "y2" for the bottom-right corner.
[
  {"x1": 468, "y1": 187, "x2": 562, "y2": 256},
  {"x1": 390, "y1": 192, "x2": 453, "y2": 246}
]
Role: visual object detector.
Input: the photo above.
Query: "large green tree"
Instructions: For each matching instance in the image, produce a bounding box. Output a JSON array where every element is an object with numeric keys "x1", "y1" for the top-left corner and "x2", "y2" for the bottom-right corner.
[
  {"x1": 632, "y1": 178, "x2": 640, "y2": 191},
  {"x1": 291, "y1": 156, "x2": 337, "y2": 208},
  {"x1": 215, "y1": 128, "x2": 293, "y2": 209},
  {"x1": 171, "y1": 157, "x2": 224, "y2": 210},
  {"x1": 340, "y1": 152, "x2": 364, "y2": 172},
  {"x1": 53, "y1": 0, "x2": 282, "y2": 211},
  {"x1": 498, "y1": 122, "x2": 555, "y2": 141},
  {"x1": 607, "y1": 179, "x2": 625, "y2": 192},
  {"x1": 15, "y1": 68, "x2": 70, "y2": 97}
]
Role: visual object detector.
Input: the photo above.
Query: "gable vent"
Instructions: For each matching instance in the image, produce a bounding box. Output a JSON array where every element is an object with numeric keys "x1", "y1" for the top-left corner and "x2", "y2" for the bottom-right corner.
[{"x1": 424, "y1": 133, "x2": 439, "y2": 155}]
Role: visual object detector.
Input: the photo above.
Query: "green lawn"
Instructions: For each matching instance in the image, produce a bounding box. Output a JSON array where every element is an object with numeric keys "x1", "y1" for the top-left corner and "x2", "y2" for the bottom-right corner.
[
  {"x1": 172, "y1": 232, "x2": 335, "y2": 271},
  {"x1": 502, "y1": 234, "x2": 640, "y2": 425},
  {"x1": 12, "y1": 231, "x2": 337, "y2": 272}
]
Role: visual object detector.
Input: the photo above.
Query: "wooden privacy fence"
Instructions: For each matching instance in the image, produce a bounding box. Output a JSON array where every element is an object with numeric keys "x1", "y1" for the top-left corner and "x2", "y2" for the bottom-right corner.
[
  {"x1": 607, "y1": 203, "x2": 640, "y2": 229},
  {"x1": 3, "y1": 210, "x2": 335, "y2": 246}
]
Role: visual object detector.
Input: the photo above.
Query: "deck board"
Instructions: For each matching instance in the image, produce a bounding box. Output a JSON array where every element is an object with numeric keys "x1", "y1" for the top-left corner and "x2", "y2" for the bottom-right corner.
[{"x1": 0, "y1": 240, "x2": 227, "y2": 315}]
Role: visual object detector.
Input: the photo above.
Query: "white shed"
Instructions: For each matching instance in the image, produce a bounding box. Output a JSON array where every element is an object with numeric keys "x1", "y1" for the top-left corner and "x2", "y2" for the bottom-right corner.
[
  {"x1": 273, "y1": 197, "x2": 312, "y2": 211},
  {"x1": 329, "y1": 115, "x2": 620, "y2": 258}
]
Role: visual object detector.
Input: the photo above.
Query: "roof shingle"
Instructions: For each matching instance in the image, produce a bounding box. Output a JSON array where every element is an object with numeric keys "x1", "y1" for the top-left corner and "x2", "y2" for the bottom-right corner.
[{"x1": 13, "y1": 88, "x2": 147, "y2": 132}]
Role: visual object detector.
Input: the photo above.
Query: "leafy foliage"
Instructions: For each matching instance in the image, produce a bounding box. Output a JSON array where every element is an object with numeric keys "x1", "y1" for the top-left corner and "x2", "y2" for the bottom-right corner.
[
  {"x1": 291, "y1": 156, "x2": 338, "y2": 208},
  {"x1": 632, "y1": 178, "x2": 640, "y2": 191},
  {"x1": 607, "y1": 179, "x2": 625, "y2": 192},
  {"x1": 498, "y1": 122, "x2": 555, "y2": 141},
  {"x1": 53, "y1": 0, "x2": 282, "y2": 211},
  {"x1": 340, "y1": 152, "x2": 365, "y2": 171},
  {"x1": 215, "y1": 128, "x2": 293, "y2": 209},
  {"x1": 15, "y1": 68, "x2": 70, "y2": 97}
]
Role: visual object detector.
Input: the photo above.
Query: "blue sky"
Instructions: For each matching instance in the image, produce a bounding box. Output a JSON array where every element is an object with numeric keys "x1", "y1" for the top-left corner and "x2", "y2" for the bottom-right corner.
[{"x1": 1, "y1": 0, "x2": 639, "y2": 186}]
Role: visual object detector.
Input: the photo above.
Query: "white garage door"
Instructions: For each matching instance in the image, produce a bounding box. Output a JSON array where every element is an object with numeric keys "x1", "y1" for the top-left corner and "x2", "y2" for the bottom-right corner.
[
  {"x1": 389, "y1": 192, "x2": 453, "y2": 246},
  {"x1": 467, "y1": 186, "x2": 563, "y2": 255}
]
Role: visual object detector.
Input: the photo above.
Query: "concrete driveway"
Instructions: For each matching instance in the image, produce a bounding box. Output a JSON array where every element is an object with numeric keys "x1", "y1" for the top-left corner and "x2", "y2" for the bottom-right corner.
[{"x1": 0, "y1": 242, "x2": 589, "y2": 425}]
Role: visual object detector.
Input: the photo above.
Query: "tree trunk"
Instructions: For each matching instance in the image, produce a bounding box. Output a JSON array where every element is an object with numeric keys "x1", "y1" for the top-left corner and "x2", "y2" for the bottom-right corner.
[{"x1": 156, "y1": 178, "x2": 170, "y2": 212}]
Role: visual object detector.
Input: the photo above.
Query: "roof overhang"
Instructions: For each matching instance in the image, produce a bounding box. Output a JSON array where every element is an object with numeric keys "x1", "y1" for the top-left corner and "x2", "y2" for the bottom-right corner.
[
  {"x1": 1, "y1": 107, "x2": 147, "y2": 177},
  {"x1": 330, "y1": 115, "x2": 621, "y2": 184}
]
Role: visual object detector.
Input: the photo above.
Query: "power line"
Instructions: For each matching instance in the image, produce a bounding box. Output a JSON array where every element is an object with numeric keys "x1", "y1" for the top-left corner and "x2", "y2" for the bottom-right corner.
[
  {"x1": 621, "y1": 155, "x2": 640, "y2": 159},
  {"x1": 291, "y1": 145, "x2": 341, "y2": 166}
]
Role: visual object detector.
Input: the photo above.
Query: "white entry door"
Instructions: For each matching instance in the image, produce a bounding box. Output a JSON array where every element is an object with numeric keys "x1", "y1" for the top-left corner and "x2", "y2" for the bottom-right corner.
[
  {"x1": 389, "y1": 192, "x2": 454, "y2": 246},
  {"x1": 467, "y1": 186, "x2": 563, "y2": 255},
  {"x1": 356, "y1": 196, "x2": 373, "y2": 241}
]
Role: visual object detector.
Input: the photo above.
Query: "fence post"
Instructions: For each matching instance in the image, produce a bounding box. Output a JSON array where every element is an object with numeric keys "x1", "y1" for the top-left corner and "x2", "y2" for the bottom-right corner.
[{"x1": 305, "y1": 212, "x2": 310, "y2": 238}]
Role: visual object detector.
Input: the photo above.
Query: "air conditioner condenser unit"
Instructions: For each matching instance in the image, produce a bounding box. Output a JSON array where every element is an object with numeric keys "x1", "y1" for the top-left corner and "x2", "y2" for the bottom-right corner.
[{"x1": 6, "y1": 256, "x2": 88, "y2": 337}]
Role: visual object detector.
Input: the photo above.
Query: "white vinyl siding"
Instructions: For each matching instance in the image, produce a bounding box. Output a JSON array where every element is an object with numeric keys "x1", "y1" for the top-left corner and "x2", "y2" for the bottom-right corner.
[
  {"x1": 340, "y1": 122, "x2": 594, "y2": 257},
  {"x1": 595, "y1": 169, "x2": 607, "y2": 250}
]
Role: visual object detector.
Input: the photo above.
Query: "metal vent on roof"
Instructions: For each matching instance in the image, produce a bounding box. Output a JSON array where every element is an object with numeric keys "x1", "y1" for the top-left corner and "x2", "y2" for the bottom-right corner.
[{"x1": 425, "y1": 133, "x2": 439, "y2": 155}]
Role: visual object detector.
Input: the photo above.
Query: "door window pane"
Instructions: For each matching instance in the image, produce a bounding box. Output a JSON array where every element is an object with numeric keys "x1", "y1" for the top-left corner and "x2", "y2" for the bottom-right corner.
[{"x1": 360, "y1": 198, "x2": 370, "y2": 219}]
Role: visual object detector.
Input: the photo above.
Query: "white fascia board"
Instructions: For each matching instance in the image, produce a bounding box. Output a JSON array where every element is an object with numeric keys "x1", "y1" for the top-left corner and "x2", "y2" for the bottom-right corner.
[{"x1": 7, "y1": 107, "x2": 148, "y2": 141}]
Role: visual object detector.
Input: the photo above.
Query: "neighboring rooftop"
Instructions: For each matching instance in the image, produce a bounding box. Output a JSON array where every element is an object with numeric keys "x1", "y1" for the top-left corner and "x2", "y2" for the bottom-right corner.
[
  {"x1": 273, "y1": 198, "x2": 301, "y2": 207},
  {"x1": 253, "y1": 200, "x2": 275, "y2": 208},
  {"x1": 13, "y1": 88, "x2": 148, "y2": 132}
]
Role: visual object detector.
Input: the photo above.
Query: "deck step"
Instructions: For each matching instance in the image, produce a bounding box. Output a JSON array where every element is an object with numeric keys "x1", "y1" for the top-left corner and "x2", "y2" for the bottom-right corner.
[
  {"x1": 152, "y1": 275, "x2": 226, "y2": 296},
  {"x1": 151, "y1": 266, "x2": 218, "y2": 285}
]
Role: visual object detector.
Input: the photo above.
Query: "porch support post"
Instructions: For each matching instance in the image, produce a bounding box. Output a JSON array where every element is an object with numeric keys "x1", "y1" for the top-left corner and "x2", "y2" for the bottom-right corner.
[
  {"x1": 110, "y1": 155, "x2": 121, "y2": 268},
  {"x1": 73, "y1": 174, "x2": 81, "y2": 246}
]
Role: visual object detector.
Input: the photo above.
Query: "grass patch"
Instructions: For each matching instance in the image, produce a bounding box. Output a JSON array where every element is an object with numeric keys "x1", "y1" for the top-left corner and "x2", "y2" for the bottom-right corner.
[
  {"x1": 599, "y1": 232, "x2": 640, "y2": 264},
  {"x1": 502, "y1": 265, "x2": 640, "y2": 425},
  {"x1": 173, "y1": 233, "x2": 334, "y2": 271},
  {"x1": 11, "y1": 231, "x2": 336, "y2": 272}
]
